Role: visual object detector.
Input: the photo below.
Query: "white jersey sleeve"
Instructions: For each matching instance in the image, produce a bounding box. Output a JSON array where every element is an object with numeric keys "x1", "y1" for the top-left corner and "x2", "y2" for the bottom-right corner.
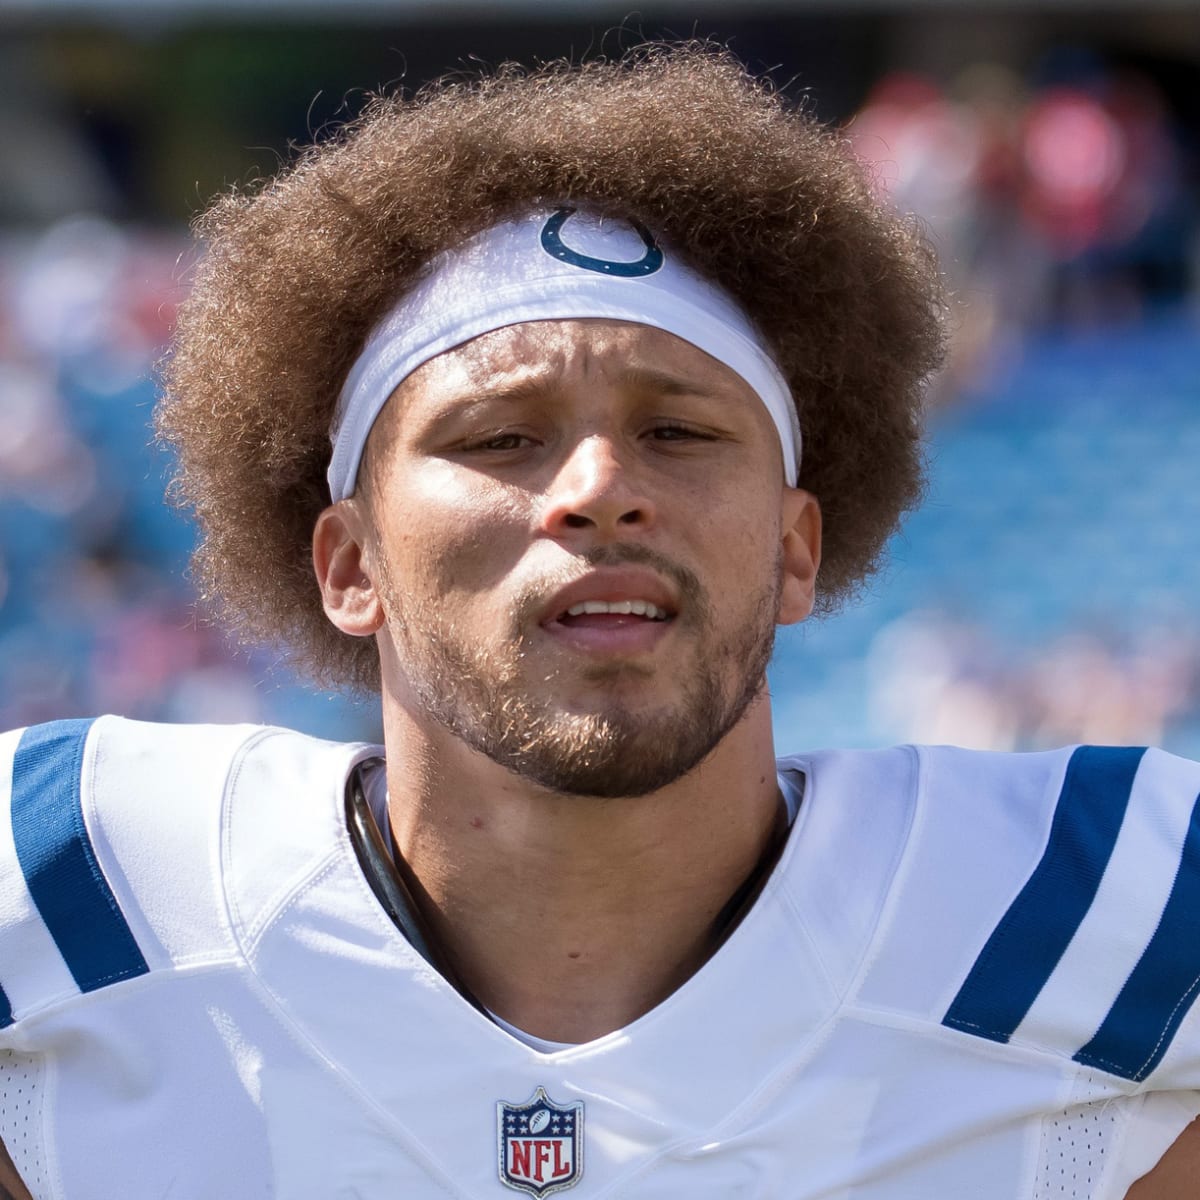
[
  {"x1": 938, "y1": 745, "x2": 1200, "y2": 1090},
  {"x1": 834, "y1": 744, "x2": 1200, "y2": 1092},
  {"x1": 0, "y1": 716, "x2": 251, "y2": 1027},
  {"x1": 835, "y1": 742, "x2": 1200, "y2": 1198},
  {"x1": 0, "y1": 716, "x2": 380, "y2": 1200}
]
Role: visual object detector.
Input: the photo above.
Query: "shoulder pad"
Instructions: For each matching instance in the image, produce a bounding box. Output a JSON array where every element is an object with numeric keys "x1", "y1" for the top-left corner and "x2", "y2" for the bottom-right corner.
[
  {"x1": 935, "y1": 746, "x2": 1200, "y2": 1084},
  {"x1": 0, "y1": 717, "x2": 267, "y2": 1026}
]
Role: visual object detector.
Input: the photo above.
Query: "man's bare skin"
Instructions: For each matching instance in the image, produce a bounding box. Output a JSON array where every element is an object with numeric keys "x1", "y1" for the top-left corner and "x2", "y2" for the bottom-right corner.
[
  {"x1": 0, "y1": 1136, "x2": 29, "y2": 1200},
  {"x1": 1125, "y1": 1117, "x2": 1200, "y2": 1197},
  {"x1": 316, "y1": 320, "x2": 820, "y2": 1043}
]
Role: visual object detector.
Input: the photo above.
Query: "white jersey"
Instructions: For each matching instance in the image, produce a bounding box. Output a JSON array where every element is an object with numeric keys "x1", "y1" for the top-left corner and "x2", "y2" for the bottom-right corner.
[{"x1": 0, "y1": 716, "x2": 1197, "y2": 1199}]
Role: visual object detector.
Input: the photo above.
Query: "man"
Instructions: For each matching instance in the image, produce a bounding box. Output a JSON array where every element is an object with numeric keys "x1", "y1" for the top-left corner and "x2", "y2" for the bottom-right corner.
[{"x1": 0, "y1": 45, "x2": 1196, "y2": 1198}]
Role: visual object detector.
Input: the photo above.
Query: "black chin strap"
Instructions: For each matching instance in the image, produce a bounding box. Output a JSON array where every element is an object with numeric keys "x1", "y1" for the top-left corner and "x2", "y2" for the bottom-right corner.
[
  {"x1": 345, "y1": 760, "x2": 487, "y2": 1012},
  {"x1": 707, "y1": 796, "x2": 792, "y2": 953},
  {"x1": 345, "y1": 760, "x2": 795, "y2": 1012}
]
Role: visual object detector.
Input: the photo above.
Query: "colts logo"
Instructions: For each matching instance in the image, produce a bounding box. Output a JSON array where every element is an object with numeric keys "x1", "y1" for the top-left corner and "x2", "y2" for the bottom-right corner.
[
  {"x1": 497, "y1": 1086, "x2": 584, "y2": 1196},
  {"x1": 540, "y1": 207, "x2": 664, "y2": 276}
]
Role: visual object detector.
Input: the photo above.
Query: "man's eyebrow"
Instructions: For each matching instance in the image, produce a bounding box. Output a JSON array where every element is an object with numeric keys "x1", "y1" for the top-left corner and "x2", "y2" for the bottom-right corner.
[
  {"x1": 450, "y1": 374, "x2": 559, "y2": 409},
  {"x1": 616, "y1": 366, "x2": 724, "y2": 398}
]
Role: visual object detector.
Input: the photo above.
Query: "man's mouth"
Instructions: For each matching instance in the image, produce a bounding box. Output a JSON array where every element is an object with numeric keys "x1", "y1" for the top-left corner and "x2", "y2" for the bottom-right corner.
[
  {"x1": 561, "y1": 599, "x2": 670, "y2": 622},
  {"x1": 537, "y1": 569, "x2": 681, "y2": 651}
]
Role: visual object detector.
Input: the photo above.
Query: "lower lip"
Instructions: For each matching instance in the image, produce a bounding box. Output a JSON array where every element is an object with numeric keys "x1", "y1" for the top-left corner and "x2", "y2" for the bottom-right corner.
[{"x1": 540, "y1": 613, "x2": 674, "y2": 655}]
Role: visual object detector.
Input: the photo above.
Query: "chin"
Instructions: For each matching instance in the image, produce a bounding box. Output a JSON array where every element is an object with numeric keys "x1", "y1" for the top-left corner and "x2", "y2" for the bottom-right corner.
[{"x1": 491, "y1": 707, "x2": 728, "y2": 800}]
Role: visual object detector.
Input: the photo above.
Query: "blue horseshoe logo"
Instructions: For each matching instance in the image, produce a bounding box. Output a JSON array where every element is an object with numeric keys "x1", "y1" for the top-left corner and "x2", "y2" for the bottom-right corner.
[{"x1": 540, "y1": 208, "x2": 664, "y2": 277}]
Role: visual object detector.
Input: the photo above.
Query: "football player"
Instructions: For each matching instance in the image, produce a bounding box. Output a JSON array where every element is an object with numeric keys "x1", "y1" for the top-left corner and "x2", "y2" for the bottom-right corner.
[{"x1": 0, "y1": 45, "x2": 1196, "y2": 1199}]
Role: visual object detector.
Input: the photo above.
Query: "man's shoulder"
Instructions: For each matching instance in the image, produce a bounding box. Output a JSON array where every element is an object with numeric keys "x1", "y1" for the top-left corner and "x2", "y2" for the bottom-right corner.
[
  {"x1": 800, "y1": 742, "x2": 1200, "y2": 1090},
  {"x1": 2, "y1": 712, "x2": 365, "y2": 764},
  {"x1": 779, "y1": 740, "x2": 1199, "y2": 847},
  {"x1": 0, "y1": 716, "x2": 380, "y2": 1030},
  {"x1": 1, "y1": 714, "x2": 378, "y2": 814}
]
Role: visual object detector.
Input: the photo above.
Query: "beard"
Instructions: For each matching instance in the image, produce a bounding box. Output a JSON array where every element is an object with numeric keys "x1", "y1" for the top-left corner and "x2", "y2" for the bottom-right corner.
[{"x1": 377, "y1": 544, "x2": 779, "y2": 798}]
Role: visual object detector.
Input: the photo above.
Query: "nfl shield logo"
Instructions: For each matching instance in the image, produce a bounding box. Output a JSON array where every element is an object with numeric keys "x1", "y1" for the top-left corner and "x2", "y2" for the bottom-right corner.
[{"x1": 497, "y1": 1086, "x2": 584, "y2": 1196}]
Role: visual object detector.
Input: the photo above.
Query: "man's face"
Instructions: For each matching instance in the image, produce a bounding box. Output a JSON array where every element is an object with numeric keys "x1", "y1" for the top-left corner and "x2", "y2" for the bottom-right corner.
[{"x1": 357, "y1": 318, "x2": 815, "y2": 797}]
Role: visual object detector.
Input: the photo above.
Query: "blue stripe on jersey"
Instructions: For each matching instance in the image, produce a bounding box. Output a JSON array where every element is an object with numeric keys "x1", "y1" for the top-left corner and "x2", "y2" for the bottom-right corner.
[
  {"x1": 0, "y1": 981, "x2": 11, "y2": 1029},
  {"x1": 11, "y1": 720, "x2": 149, "y2": 993},
  {"x1": 943, "y1": 745, "x2": 1146, "y2": 1044},
  {"x1": 1074, "y1": 789, "x2": 1200, "y2": 1081}
]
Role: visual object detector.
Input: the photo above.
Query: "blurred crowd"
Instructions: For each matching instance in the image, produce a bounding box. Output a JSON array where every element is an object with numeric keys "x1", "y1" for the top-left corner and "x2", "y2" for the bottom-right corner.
[
  {"x1": 0, "y1": 47, "x2": 1198, "y2": 745},
  {"x1": 0, "y1": 215, "x2": 383, "y2": 738},
  {"x1": 848, "y1": 56, "x2": 1197, "y2": 393},
  {"x1": 0, "y1": 216, "x2": 274, "y2": 731},
  {"x1": 867, "y1": 611, "x2": 1200, "y2": 754}
]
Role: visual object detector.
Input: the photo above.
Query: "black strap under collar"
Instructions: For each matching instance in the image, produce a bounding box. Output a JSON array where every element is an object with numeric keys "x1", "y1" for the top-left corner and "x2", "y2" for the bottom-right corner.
[
  {"x1": 345, "y1": 760, "x2": 487, "y2": 1011},
  {"x1": 345, "y1": 760, "x2": 795, "y2": 1012}
]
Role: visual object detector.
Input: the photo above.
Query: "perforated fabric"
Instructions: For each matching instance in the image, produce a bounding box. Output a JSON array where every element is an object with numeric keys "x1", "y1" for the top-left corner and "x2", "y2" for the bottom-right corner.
[
  {"x1": 1032, "y1": 1097, "x2": 1122, "y2": 1199},
  {"x1": 0, "y1": 1048, "x2": 48, "y2": 1199}
]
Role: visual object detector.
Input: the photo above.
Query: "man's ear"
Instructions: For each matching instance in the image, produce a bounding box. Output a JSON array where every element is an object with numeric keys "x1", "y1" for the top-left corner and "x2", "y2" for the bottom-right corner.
[
  {"x1": 312, "y1": 500, "x2": 386, "y2": 637},
  {"x1": 777, "y1": 487, "x2": 822, "y2": 626}
]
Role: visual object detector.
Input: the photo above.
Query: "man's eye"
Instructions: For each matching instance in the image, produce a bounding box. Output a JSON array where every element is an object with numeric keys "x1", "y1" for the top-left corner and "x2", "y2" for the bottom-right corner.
[
  {"x1": 650, "y1": 423, "x2": 710, "y2": 441},
  {"x1": 466, "y1": 432, "x2": 529, "y2": 452}
]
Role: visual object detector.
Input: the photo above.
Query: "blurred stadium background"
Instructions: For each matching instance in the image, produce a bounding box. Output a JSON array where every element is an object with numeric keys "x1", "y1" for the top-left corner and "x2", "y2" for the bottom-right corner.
[{"x1": 1, "y1": 2, "x2": 1198, "y2": 756}]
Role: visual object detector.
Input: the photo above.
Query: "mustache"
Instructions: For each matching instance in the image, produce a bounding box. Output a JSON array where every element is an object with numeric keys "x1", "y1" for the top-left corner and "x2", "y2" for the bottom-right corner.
[{"x1": 510, "y1": 544, "x2": 707, "y2": 628}]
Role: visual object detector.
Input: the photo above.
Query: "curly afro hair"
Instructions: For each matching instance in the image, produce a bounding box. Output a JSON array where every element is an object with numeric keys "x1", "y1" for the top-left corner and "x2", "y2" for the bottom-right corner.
[{"x1": 157, "y1": 42, "x2": 944, "y2": 694}]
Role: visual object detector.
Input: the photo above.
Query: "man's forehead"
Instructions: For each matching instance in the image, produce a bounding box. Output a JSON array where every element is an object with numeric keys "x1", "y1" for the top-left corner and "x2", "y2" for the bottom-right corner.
[{"x1": 397, "y1": 318, "x2": 748, "y2": 402}]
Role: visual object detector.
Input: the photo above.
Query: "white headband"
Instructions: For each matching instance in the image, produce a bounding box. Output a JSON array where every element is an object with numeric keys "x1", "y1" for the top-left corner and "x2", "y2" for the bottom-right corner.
[{"x1": 328, "y1": 207, "x2": 801, "y2": 500}]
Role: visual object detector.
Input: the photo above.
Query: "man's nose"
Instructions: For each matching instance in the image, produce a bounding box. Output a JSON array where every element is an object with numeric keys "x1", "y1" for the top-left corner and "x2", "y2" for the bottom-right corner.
[{"x1": 538, "y1": 435, "x2": 656, "y2": 537}]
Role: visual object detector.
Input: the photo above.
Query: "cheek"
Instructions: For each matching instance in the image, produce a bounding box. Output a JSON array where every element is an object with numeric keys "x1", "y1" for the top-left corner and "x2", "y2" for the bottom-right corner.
[
  {"x1": 383, "y1": 467, "x2": 531, "y2": 596},
  {"x1": 703, "y1": 491, "x2": 781, "y2": 575}
]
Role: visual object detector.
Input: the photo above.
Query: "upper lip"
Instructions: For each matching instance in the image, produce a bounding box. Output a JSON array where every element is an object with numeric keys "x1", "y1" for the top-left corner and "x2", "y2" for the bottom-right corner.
[{"x1": 539, "y1": 568, "x2": 680, "y2": 624}]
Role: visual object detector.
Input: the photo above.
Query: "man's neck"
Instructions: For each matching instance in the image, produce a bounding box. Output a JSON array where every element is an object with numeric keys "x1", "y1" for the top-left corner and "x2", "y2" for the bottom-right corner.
[{"x1": 380, "y1": 694, "x2": 785, "y2": 1044}]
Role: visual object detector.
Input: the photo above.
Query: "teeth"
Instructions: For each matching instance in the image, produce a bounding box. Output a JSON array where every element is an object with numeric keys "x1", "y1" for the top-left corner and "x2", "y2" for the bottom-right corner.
[{"x1": 564, "y1": 600, "x2": 667, "y2": 619}]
